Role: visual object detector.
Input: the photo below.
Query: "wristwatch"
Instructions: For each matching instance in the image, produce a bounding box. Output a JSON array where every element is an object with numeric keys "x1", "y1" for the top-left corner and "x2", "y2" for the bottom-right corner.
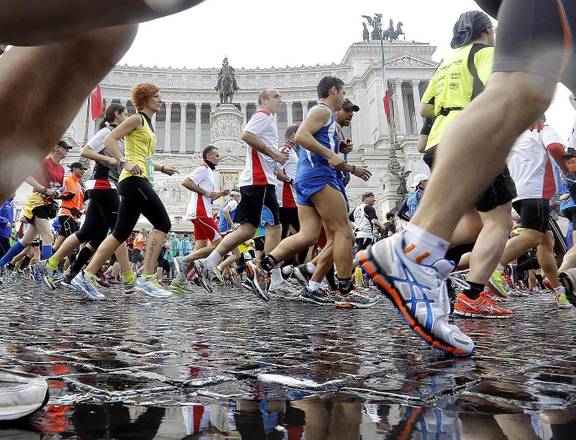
[{"x1": 119, "y1": 157, "x2": 127, "y2": 164}]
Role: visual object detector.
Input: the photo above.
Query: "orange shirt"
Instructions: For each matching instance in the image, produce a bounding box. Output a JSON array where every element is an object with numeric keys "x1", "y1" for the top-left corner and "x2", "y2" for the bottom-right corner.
[
  {"x1": 59, "y1": 174, "x2": 84, "y2": 219},
  {"x1": 134, "y1": 233, "x2": 146, "y2": 250}
]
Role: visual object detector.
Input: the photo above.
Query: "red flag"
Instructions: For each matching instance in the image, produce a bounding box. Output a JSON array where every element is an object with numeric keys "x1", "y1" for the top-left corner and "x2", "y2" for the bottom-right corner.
[
  {"x1": 383, "y1": 91, "x2": 392, "y2": 124},
  {"x1": 90, "y1": 85, "x2": 103, "y2": 121}
]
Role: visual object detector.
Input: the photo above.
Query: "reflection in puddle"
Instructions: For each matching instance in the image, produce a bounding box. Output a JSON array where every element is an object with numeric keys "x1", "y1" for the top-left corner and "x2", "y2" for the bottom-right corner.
[{"x1": 0, "y1": 396, "x2": 573, "y2": 439}]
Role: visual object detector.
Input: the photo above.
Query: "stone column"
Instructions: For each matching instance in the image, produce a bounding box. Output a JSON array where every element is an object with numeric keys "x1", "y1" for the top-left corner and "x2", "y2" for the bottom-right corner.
[
  {"x1": 301, "y1": 101, "x2": 308, "y2": 119},
  {"x1": 210, "y1": 103, "x2": 217, "y2": 113},
  {"x1": 164, "y1": 101, "x2": 172, "y2": 152},
  {"x1": 179, "y1": 102, "x2": 187, "y2": 154},
  {"x1": 411, "y1": 80, "x2": 423, "y2": 133},
  {"x1": 286, "y1": 101, "x2": 293, "y2": 126},
  {"x1": 240, "y1": 103, "x2": 247, "y2": 124},
  {"x1": 195, "y1": 102, "x2": 202, "y2": 152},
  {"x1": 394, "y1": 80, "x2": 407, "y2": 134}
]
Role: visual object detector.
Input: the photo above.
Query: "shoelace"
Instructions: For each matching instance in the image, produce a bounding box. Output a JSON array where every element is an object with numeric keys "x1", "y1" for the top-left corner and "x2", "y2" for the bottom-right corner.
[{"x1": 447, "y1": 272, "x2": 471, "y2": 291}]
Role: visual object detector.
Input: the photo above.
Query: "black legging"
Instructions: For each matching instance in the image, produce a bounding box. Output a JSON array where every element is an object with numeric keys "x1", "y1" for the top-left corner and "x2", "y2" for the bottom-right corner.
[
  {"x1": 112, "y1": 176, "x2": 171, "y2": 243},
  {"x1": 76, "y1": 188, "x2": 120, "y2": 249}
]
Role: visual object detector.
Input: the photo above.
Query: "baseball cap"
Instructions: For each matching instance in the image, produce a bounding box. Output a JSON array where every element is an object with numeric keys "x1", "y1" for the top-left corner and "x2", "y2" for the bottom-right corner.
[
  {"x1": 57, "y1": 140, "x2": 73, "y2": 150},
  {"x1": 69, "y1": 161, "x2": 88, "y2": 170},
  {"x1": 362, "y1": 191, "x2": 375, "y2": 199},
  {"x1": 230, "y1": 190, "x2": 241, "y2": 196},
  {"x1": 342, "y1": 99, "x2": 360, "y2": 112},
  {"x1": 410, "y1": 173, "x2": 429, "y2": 188},
  {"x1": 563, "y1": 147, "x2": 576, "y2": 160}
]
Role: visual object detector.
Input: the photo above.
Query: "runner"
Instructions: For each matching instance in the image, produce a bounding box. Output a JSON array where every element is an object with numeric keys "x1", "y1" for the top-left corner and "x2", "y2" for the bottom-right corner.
[
  {"x1": 170, "y1": 146, "x2": 230, "y2": 293},
  {"x1": 192, "y1": 89, "x2": 288, "y2": 299},
  {"x1": 352, "y1": 192, "x2": 385, "y2": 252},
  {"x1": 34, "y1": 103, "x2": 135, "y2": 295},
  {"x1": 0, "y1": 141, "x2": 71, "y2": 283},
  {"x1": 0, "y1": 1, "x2": 208, "y2": 204},
  {"x1": 53, "y1": 162, "x2": 86, "y2": 253},
  {"x1": 74, "y1": 83, "x2": 177, "y2": 299},
  {"x1": 0, "y1": 196, "x2": 15, "y2": 261},
  {"x1": 361, "y1": 2, "x2": 576, "y2": 355},
  {"x1": 258, "y1": 76, "x2": 373, "y2": 307}
]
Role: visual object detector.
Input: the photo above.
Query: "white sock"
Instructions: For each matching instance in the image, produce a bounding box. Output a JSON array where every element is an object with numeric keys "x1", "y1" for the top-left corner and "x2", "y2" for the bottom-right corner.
[
  {"x1": 282, "y1": 265, "x2": 293, "y2": 276},
  {"x1": 381, "y1": 222, "x2": 449, "y2": 265},
  {"x1": 270, "y1": 268, "x2": 283, "y2": 288},
  {"x1": 305, "y1": 262, "x2": 316, "y2": 273},
  {"x1": 308, "y1": 280, "x2": 322, "y2": 291},
  {"x1": 205, "y1": 250, "x2": 223, "y2": 269}
]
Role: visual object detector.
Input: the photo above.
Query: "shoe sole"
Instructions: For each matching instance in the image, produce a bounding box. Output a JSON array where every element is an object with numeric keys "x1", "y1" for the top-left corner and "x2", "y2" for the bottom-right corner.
[
  {"x1": 245, "y1": 264, "x2": 269, "y2": 301},
  {"x1": 42, "y1": 275, "x2": 56, "y2": 291},
  {"x1": 358, "y1": 248, "x2": 473, "y2": 357},
  {"x1": 335, "y1": 299, "x2": 379, "y2": 309},
  {"x1": 60, "y1": 281, "x2": 78, "y2": 291},
  {"x1": 133, "y1": 286, "x2": 171, "y2": 298},
  {"x1": 453, "y1": 310, "x2": 512, "y2": 319},
  {"x1": 293, "y1": 267, "x2": 310, "y2": 289},
  {"x1": 298, "y1": 294, "x2": 332, "y2": 305},
  {"x1": 193, "y1": 262, "x2": 213, "y2": 293}
]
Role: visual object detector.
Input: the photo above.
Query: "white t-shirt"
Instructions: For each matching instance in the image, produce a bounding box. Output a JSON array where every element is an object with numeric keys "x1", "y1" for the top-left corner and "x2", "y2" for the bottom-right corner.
[
  {"x1": 238, "y1": 109, "x2": 279, "y2": 187},
  {"x1": 85, "y1": 125, "x2": 125, "y2": 189},
  {"x1": 276, "y1": 142, "x2": 299, "y2": 208},
  {"x1": 184, "y1": 163, "x2": 216, "y2": 220},
  {"x1": 507, "y1": 125, "x2": 564, "y2": 201}
]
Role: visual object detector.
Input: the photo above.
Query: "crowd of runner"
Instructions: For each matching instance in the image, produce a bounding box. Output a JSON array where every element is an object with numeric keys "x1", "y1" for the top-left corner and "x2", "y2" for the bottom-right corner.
[{"x1": 0, "y1": 0, "x2": 576, "y2": 358}]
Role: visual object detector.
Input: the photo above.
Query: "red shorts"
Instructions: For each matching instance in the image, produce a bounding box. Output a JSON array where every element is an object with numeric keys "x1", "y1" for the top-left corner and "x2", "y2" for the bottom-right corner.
[{"x1": 193, "y1": 217, "x2": 222, "y2": 242}]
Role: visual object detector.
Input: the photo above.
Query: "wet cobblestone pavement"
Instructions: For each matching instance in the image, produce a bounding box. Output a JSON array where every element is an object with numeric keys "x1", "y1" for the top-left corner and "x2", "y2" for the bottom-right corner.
[{"x1": 1, "y1": 280, "x2": 576, "y2": 439}]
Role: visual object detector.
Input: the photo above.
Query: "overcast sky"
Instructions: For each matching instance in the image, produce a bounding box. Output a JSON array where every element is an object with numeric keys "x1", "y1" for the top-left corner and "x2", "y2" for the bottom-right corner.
[{"x1": 120, "y1": 0, "x2": 574, "y2": 139}]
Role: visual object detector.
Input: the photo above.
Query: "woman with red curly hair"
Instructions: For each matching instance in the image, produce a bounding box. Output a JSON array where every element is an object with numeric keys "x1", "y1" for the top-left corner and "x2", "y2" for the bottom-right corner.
[{"x1": 74, "y1": 83, "x2": 178, "y2": 300}]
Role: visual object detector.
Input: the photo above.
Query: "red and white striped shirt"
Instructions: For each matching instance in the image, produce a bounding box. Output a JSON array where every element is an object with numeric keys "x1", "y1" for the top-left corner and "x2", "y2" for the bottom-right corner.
[
  {"x1": 276, "y1": 142, "x2": 299, "y2": 208},
  {"x1": 185, "y1": 163, "x2": 216, "y2": 220},
  {"x1": 238, "y1": 108, "x2": 279, "y2": 187}
]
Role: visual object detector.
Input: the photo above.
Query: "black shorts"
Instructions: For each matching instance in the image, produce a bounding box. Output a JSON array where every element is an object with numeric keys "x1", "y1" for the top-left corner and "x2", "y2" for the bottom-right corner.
[
  {"x1": 424, "y1": 146, "x2": 516, "y2": 212},
  {"x1": 513, "y1": 198, "x2": 551, "y2": 233},
  {"x1": 475, "y1": 0, "x2": 576, "y2": 94},
  {"x1": 234, "y1": 185, "x2": 280, "y2": 228},
  {"x1": 279, "y1": 207, "x2": 299, "y2": 239},
  {"x1": 355, "y1": 237, "x2": 373, "y2": 251},
  {"x1": 58, "y1": 215, "x2": 79, "y2": 238},
  {"x1": 31, "y1": 204, "x2": 56, "y2": 221}
]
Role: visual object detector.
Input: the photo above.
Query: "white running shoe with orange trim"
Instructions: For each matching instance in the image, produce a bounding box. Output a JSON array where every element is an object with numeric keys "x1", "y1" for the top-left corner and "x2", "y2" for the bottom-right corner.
[{"x1": 357, "y1": 232, "x2": 475, "y2": 357}]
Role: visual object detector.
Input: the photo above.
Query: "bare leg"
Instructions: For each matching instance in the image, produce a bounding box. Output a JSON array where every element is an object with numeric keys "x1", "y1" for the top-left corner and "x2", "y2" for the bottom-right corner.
[
  {"x1": 411, "y1": 72, "x2": 555, "y2": 242},
  {"x1": 142, "y1": 230, "x2": 166, "y2": 276},
  {"x1": 311, "y1": 243, "x2": 334, "y2": 283},
  {"x1": 212, "y1": 224, "x2": 257, "y2": 259},
  {"x1": 269, "y1": 206, "x2": 322, "y2": 262},
  {"x1": 264, "y1": 224, "x2": 282, "y2": 255},
  {"x1": 0, "y1": 25, "x2": 137, "y2": 202},
  {"x1": 51, "y1": 233, "x2": 81, "y2": 263},
  {"x1": 499, "y1": 229, "x2": 543, "y2": 266},
  {"x1": 451, "y1": 210, "x2": 483, "y2": 247},
  {"x1": 310, "y1": 186, "x2": 354, "y2": 279},
  {"x1": 537, "y1": 231, "x2": 560, "y2": 287},
  {"x1": 0, "y1": 0, "x2": 204, "y2": 45},
  {"x1": 559, "y1": 231, "x2": 576, "y2": 271},
  {"x1": 467, "y1": 204, "x2": 512, "y2": 284}
]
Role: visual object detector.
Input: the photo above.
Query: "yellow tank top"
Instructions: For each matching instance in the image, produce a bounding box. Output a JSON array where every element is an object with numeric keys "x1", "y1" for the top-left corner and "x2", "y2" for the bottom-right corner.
[
  {"x1": 422, "y1": 44, "x2": 494, "y2": 150},
  {"x1": 119, "y1": 113, "x2": 157, "y2": 182}
]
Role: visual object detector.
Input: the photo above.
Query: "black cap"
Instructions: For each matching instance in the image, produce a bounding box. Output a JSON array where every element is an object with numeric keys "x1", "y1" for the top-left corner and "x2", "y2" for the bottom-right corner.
[
  {"x1": 342, "y1": 99, "x2": 360, "y2": 112},
  {"x1": 563, "y1": 147, "x2": 576, "y2": 160},
  {"x1": 69, "y1": 161, "x2": 88, "y2": 170},
  {"x1": 362, "y1": 191, "x2": 375, "y2": 199},
  {"x1": 57, "y1": 140, "x2": 73, "y2": 150}
]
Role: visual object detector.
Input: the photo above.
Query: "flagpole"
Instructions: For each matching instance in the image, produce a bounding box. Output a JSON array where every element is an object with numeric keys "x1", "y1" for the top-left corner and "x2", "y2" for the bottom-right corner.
[
  {"x1": 83, "y1": 96, "x2": 91, "y2": 146},
  {"x1": 379, "y1": 34, "x2": 396, "y2": 146}
]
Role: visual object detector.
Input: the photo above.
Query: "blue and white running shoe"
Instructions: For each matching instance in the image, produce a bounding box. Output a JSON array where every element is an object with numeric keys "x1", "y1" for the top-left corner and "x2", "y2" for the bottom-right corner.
[
  {"x1": 72, "y1": 272, "x2": 105, "y2": 301},
  {"x1": 357, "y1": 232, "x2": 475, "y2": 356}
]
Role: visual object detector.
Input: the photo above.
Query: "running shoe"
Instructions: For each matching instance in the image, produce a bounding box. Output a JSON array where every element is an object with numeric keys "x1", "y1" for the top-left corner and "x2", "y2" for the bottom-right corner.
[
  {"x1": 30, "y1": 264, "x2": 43, "y2": 285},
  {"x1": 134, "y1": 276, "x2": 172, "y2": 298},
  {"x1": 124, "y1": 279, "x2": 136, "y2": 295},
  {"x1": 559, "y1": 268, "x2": 576, "y2": 307},
  {"x1": 268, "y1": 280, "x2": 301, "y2": 301},
  {"x1": 96, "y1": 270, "x2": 111, "y2": 288},
  {"x1": 293, "y1": 264, "x2": 312, "y2": 289},
  {"x1": 489, "y1": 270, "x2": 510, "y2": 298},
  {"x1": 193, "y1": 259, "x2": 213, "y2": 293},
  {"x1": 245, "y1": 261, "x2": 270, "y2": 301},
  {"x1": 357, "y1": 233, "x2": 475, "y2": 357},
  {"x1": 213, "y1": 266, "x2": 225, "y2": 283},
  {"x1": 555, "y1": 290, "x2": 572, "y2": 309},
  {"x1": 37, "y1": 261, "x2": 57, "y2": 290},
  {"x1": 170, "y1": 278, "x2": 195, "y2": 294},
  {"x1": 174, "y1": 256, "x2": 188, "y2": 279},
  {"x1": 334, "y1": 291, "x2": 379, "y2": 309},
  {"x1": 60, "y1": 274, "x2": 78, "y2": 291},
  {"x1": 72, "y1": 272, "x2": 106, "y2": 301},
  {"x1": 453, "y1": 291, "x2": 512, "y2": 318},
  {"x1": 299, "y1": 287, "x2": 334, "y2": 305}
]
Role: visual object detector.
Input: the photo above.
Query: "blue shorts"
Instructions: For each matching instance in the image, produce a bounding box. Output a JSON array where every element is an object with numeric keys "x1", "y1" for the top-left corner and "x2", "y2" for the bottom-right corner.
[{"x1": 294, "y1": 176, "x2": 341, "y2": 207}]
